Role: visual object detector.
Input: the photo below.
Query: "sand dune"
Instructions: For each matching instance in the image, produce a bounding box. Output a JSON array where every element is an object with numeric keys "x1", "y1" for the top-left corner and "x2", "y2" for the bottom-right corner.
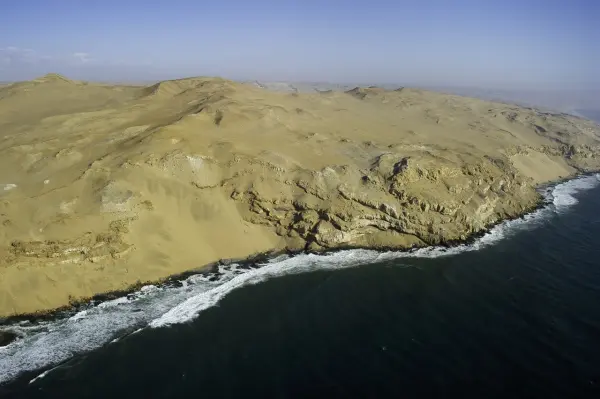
[{"x1": 0, "y1": 74, "x2": 599, "y2": 316}]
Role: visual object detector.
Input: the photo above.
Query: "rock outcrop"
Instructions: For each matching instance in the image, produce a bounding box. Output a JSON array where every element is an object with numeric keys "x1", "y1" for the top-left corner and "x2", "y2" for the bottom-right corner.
[{"x1": 226, "y1": 150, "x2": 540, "y2": 252}]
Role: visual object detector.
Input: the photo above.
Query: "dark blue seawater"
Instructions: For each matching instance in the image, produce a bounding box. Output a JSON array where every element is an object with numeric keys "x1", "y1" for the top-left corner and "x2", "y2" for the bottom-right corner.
[{"x1": 1, "y1": 175, "x2": 600, "y2": 398}]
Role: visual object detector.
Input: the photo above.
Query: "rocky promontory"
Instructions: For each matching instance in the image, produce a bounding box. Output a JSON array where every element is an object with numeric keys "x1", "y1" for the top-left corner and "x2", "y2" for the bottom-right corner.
[{"x1": 0, "y1": 75, "x2": 598, "y2": 316}]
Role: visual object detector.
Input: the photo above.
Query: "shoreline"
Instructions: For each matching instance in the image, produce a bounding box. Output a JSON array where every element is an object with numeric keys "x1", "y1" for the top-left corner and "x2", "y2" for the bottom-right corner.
[
  {"x1": 1, "y1": 173, "x2": 571, "y2": 327},
  {"x1": 1, "y1": 74, "x2": 599, "y2": 333},
  {"x1": 1, "y1": 171, "x2": 598, "y2": 332}
]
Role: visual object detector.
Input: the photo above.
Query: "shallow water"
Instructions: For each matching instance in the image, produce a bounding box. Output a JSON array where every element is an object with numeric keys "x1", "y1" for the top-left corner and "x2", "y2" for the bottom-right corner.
[{"x1": 1, "y1": 174, "x2": 600, "y2": 398}]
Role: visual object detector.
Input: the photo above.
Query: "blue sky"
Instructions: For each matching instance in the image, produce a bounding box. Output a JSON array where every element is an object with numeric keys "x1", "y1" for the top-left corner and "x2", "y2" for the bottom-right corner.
[{"x1": 0, "y1": 0, "x2": 598, "y2": 89}]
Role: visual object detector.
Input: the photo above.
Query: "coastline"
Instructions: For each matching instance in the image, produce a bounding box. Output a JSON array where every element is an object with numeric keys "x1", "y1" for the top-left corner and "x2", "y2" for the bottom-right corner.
[
  {"x1": 1, "y1": 171, "x2": 599, "y2": 386},
  {"x1": 2, "y1": 76, "x2": 600, "y2": 326},
  {"x1": 3, "y1": 171, "x2": 588, "y2": 327}
]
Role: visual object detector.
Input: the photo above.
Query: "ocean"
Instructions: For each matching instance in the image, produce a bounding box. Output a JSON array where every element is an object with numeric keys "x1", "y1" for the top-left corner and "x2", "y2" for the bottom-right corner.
[{"x1": 1, "y1": 174, "x2": 600, "y2": 398}]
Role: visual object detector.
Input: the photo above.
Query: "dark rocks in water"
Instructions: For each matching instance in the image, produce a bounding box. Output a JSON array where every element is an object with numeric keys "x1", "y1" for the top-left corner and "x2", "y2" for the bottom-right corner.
[
  {"x1": 237, "y1": 263, "x2": 254, "y2": 271},
  {"x1": 165, "y1": 280, "x2": 184, "y2": 288},
  {"x1": 0, "y1": 330, "x2": 18, "y2": 346}
]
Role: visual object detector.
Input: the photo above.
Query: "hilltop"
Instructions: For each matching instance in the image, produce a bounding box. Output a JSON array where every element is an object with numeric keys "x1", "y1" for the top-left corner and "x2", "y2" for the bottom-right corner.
[{"x1": 0, "y1": 74, "x2": 599, "y2": 316}]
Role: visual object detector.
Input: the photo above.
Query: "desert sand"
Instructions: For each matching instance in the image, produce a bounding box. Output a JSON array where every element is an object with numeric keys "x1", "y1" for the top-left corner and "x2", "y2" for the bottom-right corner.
[{"x1": 0, "y1": 74, "x2": 599, "y2": 316}]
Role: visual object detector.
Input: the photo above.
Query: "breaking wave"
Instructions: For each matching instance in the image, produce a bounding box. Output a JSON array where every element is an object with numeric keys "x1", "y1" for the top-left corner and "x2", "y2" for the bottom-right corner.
[{"x1": 1, "y1": 174, "x2": 599, "y2": 385}]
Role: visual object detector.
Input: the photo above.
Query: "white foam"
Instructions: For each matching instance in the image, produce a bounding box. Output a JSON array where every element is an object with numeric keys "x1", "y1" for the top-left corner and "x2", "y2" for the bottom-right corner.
[
  {"x1": 29, "y1": 368, "x2": 53, "y2": 384},
  {"x1": 550, "y1": 174, "x2": 600, "y2": 209},
  {"x1": 1, "y1": 173, "x2": 599, "y2": 384},
  {"x1": 0, "y1": 277, "x2": 216, "y2": 384}
]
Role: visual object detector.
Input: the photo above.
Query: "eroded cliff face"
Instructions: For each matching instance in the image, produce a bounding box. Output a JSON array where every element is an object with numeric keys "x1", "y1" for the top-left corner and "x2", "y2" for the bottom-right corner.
[
  {"x1": 0, "y1": 75, "x2": 599, "y2": 315},
  {"x1": 230, "y1": 151, "x2": 541, "y2": 252}
]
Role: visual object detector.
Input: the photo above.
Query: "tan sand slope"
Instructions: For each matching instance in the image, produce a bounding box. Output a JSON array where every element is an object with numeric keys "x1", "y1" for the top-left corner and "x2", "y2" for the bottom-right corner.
[{"x1": 0, "y1": 74, "x2": 599, "y2": 316}]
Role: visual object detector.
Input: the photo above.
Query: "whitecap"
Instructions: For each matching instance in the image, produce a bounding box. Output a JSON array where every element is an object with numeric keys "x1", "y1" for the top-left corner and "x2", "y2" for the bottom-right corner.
[
  {"x1": 29, "y1": 369, "x2": 51, "y2": 384},
  {"x1": 550, "y1": 174, "x2": 600, "y2": 209}
]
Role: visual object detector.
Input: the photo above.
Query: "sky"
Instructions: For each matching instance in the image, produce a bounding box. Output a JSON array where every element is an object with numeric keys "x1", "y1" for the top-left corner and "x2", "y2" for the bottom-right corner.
[{"x1": 0, "y1": 0, "x2": 598, "y2": 89}]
